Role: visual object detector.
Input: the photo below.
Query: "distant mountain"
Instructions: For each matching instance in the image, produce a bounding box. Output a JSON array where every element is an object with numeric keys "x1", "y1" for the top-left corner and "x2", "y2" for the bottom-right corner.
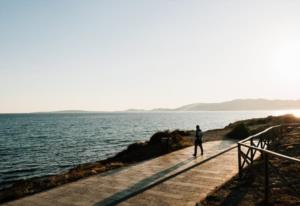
[
  {"x1": 125, "y1": 109, "x2": 146, "y2": 112},
  {"x1": 151, "y1": 108, "x2": 173, "y2": 111},
  {"x1": 174, "y1": 99, "x2": 300, "y2": 111},
  {"x1": 31, "y1": 99, "x2": 300, "y2": 114},
  {"x1": 35, "y1": 110, "x2": 97, "y2": 113}
]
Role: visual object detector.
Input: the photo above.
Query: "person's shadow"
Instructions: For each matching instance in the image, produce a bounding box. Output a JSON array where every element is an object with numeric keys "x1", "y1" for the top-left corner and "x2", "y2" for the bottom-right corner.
[{"x1": 92, "y1": 157, "x2": 195, "y2": 206}]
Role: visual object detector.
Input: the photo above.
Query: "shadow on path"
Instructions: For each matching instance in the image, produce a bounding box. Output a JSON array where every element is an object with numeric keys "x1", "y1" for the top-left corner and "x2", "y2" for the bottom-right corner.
[
  {"x1": 93, "y1": 157, "x2": 196, "y2": 206},
  {"x1": 219, "y1": 178, "x2": 253, "y2": 206}
]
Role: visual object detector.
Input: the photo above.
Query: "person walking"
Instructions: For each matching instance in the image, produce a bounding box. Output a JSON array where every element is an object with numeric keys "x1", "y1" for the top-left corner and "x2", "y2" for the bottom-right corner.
[{"x1": 193, "y1": 125, "x2": 203, "y2": 156}]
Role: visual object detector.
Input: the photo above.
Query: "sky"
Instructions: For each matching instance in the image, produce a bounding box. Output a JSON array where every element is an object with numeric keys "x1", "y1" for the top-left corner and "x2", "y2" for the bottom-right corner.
[{"x1": 1, "y1": 0, "x2": 300, "y2": 113}]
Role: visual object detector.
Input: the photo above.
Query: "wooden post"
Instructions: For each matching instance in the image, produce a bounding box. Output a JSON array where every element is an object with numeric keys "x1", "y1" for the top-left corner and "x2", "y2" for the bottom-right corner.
[
  {"x1": 238, "y1": 143, "x2": 242, "y2": 178},
  {"x1": 264, "y1": 152, "x2": 269, "y2": 204},
  {"x1": 250, "y1": 138, "x2": 254, "y2": 164}
]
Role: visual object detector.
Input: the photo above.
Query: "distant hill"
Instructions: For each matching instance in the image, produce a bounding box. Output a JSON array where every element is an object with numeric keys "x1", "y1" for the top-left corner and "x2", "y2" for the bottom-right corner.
[
  {"x1": 174, "y1": 99, "x2": 300, "y2": 111},
  {"x1": 125, "y1": 109, "x2": 146, "y2": 112},
  {"x1": 30, "y1": 99, "x2": 300, "y2": 113},
  {"x1": 151, "y1": 108, "x2": 173, "y2": 111},
  {"x1": 35, "y1": 110, "x2": 97, "y2": 114}
]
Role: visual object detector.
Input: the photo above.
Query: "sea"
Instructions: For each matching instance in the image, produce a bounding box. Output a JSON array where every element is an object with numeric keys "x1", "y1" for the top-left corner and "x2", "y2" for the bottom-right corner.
[{"x1": 0, "y1": 110, "x2": 299, "y2": 190}]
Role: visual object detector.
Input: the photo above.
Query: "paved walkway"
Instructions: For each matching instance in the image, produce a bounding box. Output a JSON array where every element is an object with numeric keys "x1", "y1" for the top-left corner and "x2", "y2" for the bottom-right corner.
[{"x1": 2, "y1": 140, "x2": 239, "y2": 206}]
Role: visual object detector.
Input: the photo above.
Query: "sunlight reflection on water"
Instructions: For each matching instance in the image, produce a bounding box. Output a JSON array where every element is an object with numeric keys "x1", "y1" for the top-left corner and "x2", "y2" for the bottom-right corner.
[{"x1": 271, "y1": 110, "x2": 300, "y2": 117}]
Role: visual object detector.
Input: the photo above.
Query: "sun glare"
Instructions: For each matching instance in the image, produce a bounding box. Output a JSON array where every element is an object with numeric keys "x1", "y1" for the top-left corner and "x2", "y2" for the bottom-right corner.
[
  {"x1": 272, "y1": 110, "x2": 300, "y2": 117},
  {"x1": 271, "y1": 42, "x2": 300, "y2": 84}
]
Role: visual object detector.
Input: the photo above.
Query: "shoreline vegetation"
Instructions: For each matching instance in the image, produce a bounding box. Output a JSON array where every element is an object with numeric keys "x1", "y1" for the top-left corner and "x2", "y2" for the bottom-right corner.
[{"x1": 1, "y1": 114, "x2": 300, "y2": 203}]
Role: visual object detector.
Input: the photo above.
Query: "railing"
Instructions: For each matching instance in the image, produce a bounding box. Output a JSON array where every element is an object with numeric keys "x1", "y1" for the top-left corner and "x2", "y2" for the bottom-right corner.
[{"x1": 237, "y1": 123, "x2": 300, "y2": 204}]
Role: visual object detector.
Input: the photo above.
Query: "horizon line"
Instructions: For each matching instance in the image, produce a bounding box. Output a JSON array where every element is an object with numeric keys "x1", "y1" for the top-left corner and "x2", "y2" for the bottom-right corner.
[{"x1": 1, "y1": 98, "x2": 300, "y2": 114}]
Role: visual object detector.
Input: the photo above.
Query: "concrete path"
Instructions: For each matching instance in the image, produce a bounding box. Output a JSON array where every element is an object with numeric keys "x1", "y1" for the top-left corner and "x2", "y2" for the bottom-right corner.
[{"x1": 2, "y1": 140, "x2": 238, "y2": 206}]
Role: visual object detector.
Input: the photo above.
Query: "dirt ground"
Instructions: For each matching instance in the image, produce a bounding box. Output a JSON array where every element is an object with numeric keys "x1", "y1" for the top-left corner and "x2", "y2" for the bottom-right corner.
[{"x1": 201, "y1": 125, "x2": 300, "y2": 206}]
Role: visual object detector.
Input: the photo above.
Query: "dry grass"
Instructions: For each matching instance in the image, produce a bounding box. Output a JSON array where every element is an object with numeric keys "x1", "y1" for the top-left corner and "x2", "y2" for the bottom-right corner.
[{"x1": 202, "y1": 125, "x2": 300, "y2": 206}]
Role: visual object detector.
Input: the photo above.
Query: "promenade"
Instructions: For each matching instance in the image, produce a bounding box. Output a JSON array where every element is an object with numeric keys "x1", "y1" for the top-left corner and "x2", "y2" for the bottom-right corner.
[{"x1": 2, "y1": 140, "x2": 239, "y2": 206}]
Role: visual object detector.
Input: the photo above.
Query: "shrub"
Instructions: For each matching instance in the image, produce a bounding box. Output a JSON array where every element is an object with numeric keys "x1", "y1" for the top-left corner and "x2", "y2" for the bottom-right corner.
[
  {"x1": 226, "y1": 123, "x2": 250, "y2": 140},
  {"x1": 149, "y1": 130, "x2": 171, "y2": 144}
]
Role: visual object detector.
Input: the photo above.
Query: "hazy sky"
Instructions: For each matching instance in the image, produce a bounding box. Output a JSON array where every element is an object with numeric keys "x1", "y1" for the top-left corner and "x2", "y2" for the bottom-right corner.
[{"x1": 1, "y1": 0, "x2": 300, "y2": 113}]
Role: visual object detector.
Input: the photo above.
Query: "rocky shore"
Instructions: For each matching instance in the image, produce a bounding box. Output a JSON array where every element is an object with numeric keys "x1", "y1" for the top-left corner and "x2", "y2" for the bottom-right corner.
[{"x1": 1, "y1": 114, "x2": 299, "y2": 203}]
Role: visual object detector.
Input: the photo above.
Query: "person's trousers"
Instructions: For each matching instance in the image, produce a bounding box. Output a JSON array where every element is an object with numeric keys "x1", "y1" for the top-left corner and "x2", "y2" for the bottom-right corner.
[{"x1": 194, "y1": 140, "x2": 203, "y2": 155}]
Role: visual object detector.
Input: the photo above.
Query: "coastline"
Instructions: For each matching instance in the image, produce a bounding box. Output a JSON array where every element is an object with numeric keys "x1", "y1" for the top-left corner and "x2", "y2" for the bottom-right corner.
[{"x1": 1, "y1": 114, "x2": 299, "y2": 203}]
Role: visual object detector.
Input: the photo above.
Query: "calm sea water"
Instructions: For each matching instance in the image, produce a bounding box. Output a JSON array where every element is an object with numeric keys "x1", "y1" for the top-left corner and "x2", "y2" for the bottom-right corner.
[{"x1": 0, "y1": 111, "x2": 298, "y2": 189}]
